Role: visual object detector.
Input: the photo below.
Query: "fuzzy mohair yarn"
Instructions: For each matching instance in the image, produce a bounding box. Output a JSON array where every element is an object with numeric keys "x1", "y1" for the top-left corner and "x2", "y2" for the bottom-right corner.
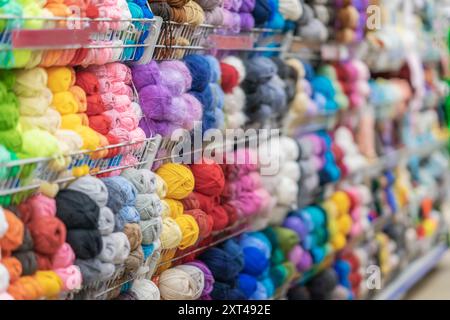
[{"x1": 55, "y1": 189, "x2": 100, "y2": 229}]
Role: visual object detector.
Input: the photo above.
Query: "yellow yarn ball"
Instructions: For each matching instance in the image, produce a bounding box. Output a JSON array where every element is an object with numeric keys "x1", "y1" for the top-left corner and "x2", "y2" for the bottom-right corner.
[
  {"x1": 331, "y1": 233, "x2": 346, "y2": 251},
  {"x1": 423, "y1": 219, "x2": 437, "y2": 237},
  {"x1": 61, "y1": 114, "x2": 82, "y2": 131},
  {"x1": 156, "y1": 163, "x2": 195, "y2": 200},
  {"x1": 52, "y1": 91, "x2": 79, "y2": 115},
  {"x1": 175, "y1": 214, "x2": 199, "y2": 250},
  {"x1": 156, "y1": 248, "x2": 177, "y2": 274},
  {"x1": 165, "y1": 199, "x2": 184, "y2": 219},
  {"x1": 331, "y1": 191, "x2": 351, "y2": 216},
  {"x1": 160, "y1": 217, "x2": 183, "y2": 249},
  {"x1": 74, "y1": 126, "x2": 100, "y2": 150},
  {"x1": 34, "y1": 271, "x2": 63, "y2": 298},
  {"x1": 46, "y1": 67, "x2": 75, "y2": 93},
  {"x1": 337, "y1": 214, "x2": 352, "y2": 235},
  {"x1": 327, "y1": 216, "x2": 338, "y2": 237}
]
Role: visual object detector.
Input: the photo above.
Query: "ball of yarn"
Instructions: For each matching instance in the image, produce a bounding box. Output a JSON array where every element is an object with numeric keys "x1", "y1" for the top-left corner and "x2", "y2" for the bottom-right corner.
[
  {"x1": 211, "y1": 281, "x2": 246, "y2": 300},
  {"x1": 102, "y1": 176, "x2": 137, "y2": 213},
  {"x1": 56, "y1": 189, "x2": 100, "y2": 229},
  {"x1": 140, "y1": 217, "x2": 162, "y2": 245},
  {"x1": 123, "y1": 223, "x2": 143, "y2": 251},
  {"x1": 66, "y1": 176, "x2": 108, "y2": 208},
  {"x1": 54, "y1": 265, "x2": 82, "y2": 291},
  {"x1": 200, "y1": 247, "x2": 242, "y2": 282},
  {"x1": 121, "y1": 168, "x2": 156, "y2": 194},
  {"x1": 135, "y1": 193, "x2": 162, "y2": 220},
  {"x1": 131, "y1": 62, "x2": 161, "y2": 91},
  {"x1": 130, "y1": 279, "x2": 160, "y2": 300},
  {"x1": 160, "y1": 217, "x2": 183, "y2": 249},
  {"x1": 67, "y1": 229, "x2": 102, "y2": 260},
  {"x1": 98, "y1": 207, "x2": 115, "y2": 236},
  {"x1": 124, "y1": 246, "x2": 144, "y2": 274},
  {"x1": 159, "y1": 266, "x2": 204, "y2": 300},
  {"x1": 175, "y1": 214, "x2": 200, "y2": 250},
  {"x1": 185, "y1": 209, "x2": 213, "y2": 240},
  {"x1": 12, "y1": 251, "x2": 37, "y2": 276},
  {"x1": 75, "y1": 258, "x2": 115, "y2": 285},
  {"x1": 242, "y1": 246, "x2": 269, "y2": 277},
  {"x1": 28, "y1": 216, "x2": 66, "y2": 256},
  {"x1": 156, "y1": 163, "x2": 195, "y2": 200},
  {"x1": 183, "y1": 55, "x2": 211, "y2": 92},
  {"x1": 1, "y1": 258, "x2": 20, "y2": 283}
]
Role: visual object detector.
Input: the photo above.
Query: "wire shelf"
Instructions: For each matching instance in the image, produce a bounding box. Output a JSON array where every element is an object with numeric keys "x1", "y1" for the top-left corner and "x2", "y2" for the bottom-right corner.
[
  {"x1": 153, "y1": 22, "x2": 216, "y2": 60},
  {"x1": 0, "y1": 13, "x2": 162, "y2": 66},
  {"x1": 0, "y1": 135, "x2": 162, "y2": 203}
]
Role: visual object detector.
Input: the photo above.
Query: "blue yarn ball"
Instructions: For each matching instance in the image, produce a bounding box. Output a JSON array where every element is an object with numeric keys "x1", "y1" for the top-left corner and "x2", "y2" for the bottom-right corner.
[
  {"x1": 202, "y1": 109, "x2": 216, "y2": 132},
  {"x1": 311, "y1": 246, "x2": 326, "y2": 264},
  {"x1": 214, "y1": 108, "x2": 225, "y2": 129},
  {"x1": 209, "y1": 83, "x2": 225, "y2": 110},
  {"x1": 240, "y1": 233, "x2": 271, "y2": 259},
  {"x1": 334, "y1": 260, "x2": 351, "y2": 278},
  {"x1": 118, "y1": 206, "x2": 140, "y2": 224},
  {"x1": 102, "y1": 176, "x2": 137, "y2": 213},
  {"x1": 311, "y1": 76, "x2": 336, "y2": 100},
  {"x1": 184, "y1": 55, "x2": 211, "y2": 92},
  {"x1": 211, "y1": 282, "x2": 247, "y2": 300},
  {"x1": 238, "y1": 273, "x2": 258, "y2": 298},
  {"x1": 204, "y1": 55, "x2": 221, "y2": 83},
  {"x1": 250, "y1": 281, "x2": 269, "y2": 300},
  {"x1": 221, "y1": 239, "x2": 245, "y2": 272},
  {"x1": 200, "y1": 247, "x2": 242, "y2": 283},
  {"x1": 252, "y1": 0, "x2": 271, "y2": 26},
  {"x1": 302, "y1": 62, "x2": 315, "y2": 82},
  {"x1": 243, "y1": 247, "x2": 269, "y2": 277},
  {"x1": 191, "y1": 85, "x2": 213, "y2": 112},
  {"x1": 260, "y1": 277, "x2": 275, "y2": 297}
]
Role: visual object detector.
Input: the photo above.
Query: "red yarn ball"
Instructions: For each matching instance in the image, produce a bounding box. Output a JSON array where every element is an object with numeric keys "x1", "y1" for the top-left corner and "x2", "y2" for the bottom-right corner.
[
  {"x1": 209, "y1": 205, "x2": 229, "y2": 231},
  {"x1": 28, "y1": 217, "x2": 67, "y2": 256},
  {"x1": 181, "y1": 193, "x2": 201, "y2": 210},
  {"x1": 194, "y1": 191, "x2": 215, "y2": 213},
  {"x1": 36, "y1": 253, "x2": 53, "y2": 270},
  {"x1": 185, "y1": 209, "x2": 214, "y2": 240},
  {"x1": 190, "y1": 159, "x2": 225, "y2": 197},
  {"x1": 222, "y1": 202, "x2": 238, "y2": 226},
  {"x1": 220, "y1": 62, "x2": 239, "y2": 94}
]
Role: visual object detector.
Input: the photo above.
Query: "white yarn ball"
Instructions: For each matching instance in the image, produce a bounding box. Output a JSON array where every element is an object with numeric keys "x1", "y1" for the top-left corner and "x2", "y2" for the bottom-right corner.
[
  {"x1": 298, "y1": 137, "x2": 314, "y2": 159},
  {"x1": 131, "y1": 279, "x2": 160, "y2": 300},
  {"x1": 111, "y1": 232, "x2": 131, "y2": 264},
  {"x1": 280, "y1": 161, "x2": 301, "y2": 182},
  {"x1": 276, "y1": 177, "x2": 298, "y2": 206},
  {"x1": 222, "y1": 56, "x2": 246, "y2": 83},
  {"x1": 260, "y1": 174, "x2": 280, "y2": 193},
  {"x1": 0, "y1": 207, "x2": 8, "y2": 239},
  {"x1": 159, "y1": 267, "x2": 203, "y2": 300},
  {"x1": 279, "y1": 0, "x2": 303, "y2": 21},
  {"x1": 174, "y1": 264, "x2": 204, "y2": 299},
  {"x1": 0, "y1": 263, "x2": 9, "y2": 293},
  {"x1": 99, "y1": 234, "x2": 117, "y2": 263},
  {"x1": 226, "y1": 111, "x2": 247, "y2": 129},
  {"x1": 224, "y1": 87, "x2": 246, "y2": 113},
  {"x1": 280, "y1": 136, "x2": 299, "y2": 162}
]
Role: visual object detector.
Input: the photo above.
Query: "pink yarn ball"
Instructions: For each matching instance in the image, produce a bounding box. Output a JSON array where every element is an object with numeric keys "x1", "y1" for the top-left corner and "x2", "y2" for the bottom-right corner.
[
  {"x1": 54, "y1": 265, "x2": 83, "y2": 291},
  {"x1": 51, "y1": 243, "x2": 76, "y2": 269}
]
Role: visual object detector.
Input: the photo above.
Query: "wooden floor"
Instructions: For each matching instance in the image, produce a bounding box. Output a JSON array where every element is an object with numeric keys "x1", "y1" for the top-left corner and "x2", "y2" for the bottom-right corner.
[{"x1": 404, "y1": 250, "x2": 450, "y2": 300}]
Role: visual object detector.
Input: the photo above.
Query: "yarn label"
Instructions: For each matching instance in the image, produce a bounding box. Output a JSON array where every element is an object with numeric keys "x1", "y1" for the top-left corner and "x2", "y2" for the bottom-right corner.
[{"x1": 209, "y1": 35, "x2": 254, "y2": 50}]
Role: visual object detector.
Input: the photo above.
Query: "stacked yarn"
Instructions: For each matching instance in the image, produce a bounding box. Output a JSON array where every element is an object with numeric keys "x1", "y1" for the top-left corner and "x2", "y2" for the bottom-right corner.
[
  {"x1": 134, "y1": 60, "x2": 203, "y2": 137},
  {"x1": 333, "y1": 126, "x2": 368, "y2": 177},
  {"x1": 184, "y1": 55, "x2": 225, "y2": 133},
  {"x1": 76, "y1": 63, "x2": 146, "y2": 153},
  {"x1": 287, "y1": 206, "x2": 330, "y2": 265},
  {"x1": 221, "y1": 0, "x2": 242, "y2": 33},
  {"x1": 194, "y1": 0, "x2": 224, "y2": 26},
  {"x1": 155, "y1": 163, "x2": 199, "y2": 270},
  {"x1": 334, "y1": 251, "x2": 362, "y2": 299},
  {"x1": 57, "y1": 176, "x2": 130, "y2": 288},
  {"x1": 0, "y1": 71, "x2": 22, "y2": 155},
  {"x1": 44, "y1": 67, "x2": 99, "y2": 152},
  {"x1": 198, "y1": 239, "x2": 246, "y2": 300},
  {"x1": 0, "y1": 0, "x2": 150, "y2": 69},
  {"x1": 294, "y1": 1, "x2": 329, "y2": 42},
  {"x1": 242, "y1": 57, "x2": 288, "y2": 128},
  {"x1": 220, "y1": 56, "x2": 247, "y2": 130},
  {"x1": 10, "y1": 68, "x2": 63, "y2": 158},
  {"x1": 0, "y1": 195, "x2": 80, "y2": 299},
  {"x1": 258, "y1": 136, "x2": 300, "y2": 227},
  {"x1": 221, "y1": 149, "x2": 273, "y2": 229}
]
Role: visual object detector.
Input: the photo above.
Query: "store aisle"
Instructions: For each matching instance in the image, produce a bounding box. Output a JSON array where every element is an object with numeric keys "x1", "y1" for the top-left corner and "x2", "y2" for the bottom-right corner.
[{"x1": 405, "y1": 251, "x2": 450, "y2": 300}]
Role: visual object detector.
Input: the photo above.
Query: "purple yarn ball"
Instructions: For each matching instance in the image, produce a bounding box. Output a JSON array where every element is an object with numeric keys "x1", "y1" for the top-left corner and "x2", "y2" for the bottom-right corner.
[
  {"x1": 182, "y1": 93, "x2": 203, "y2": 130},
  {"x1": 139, "y1": 84, "x2": 173, "y2": 121},
  {"x1": 283, "y1": 216, "x2": 308, "y2": 240},
  {"x1": 296, "y1": 250, "x2": 313, "y2": 272},
  {"x1": 160, "y1": 69, "x2": 188, "y2": 96},
  {"x1": 239, "y1": 12, "x2": 255, "y2": 30},
  {"x1": 159, "y1": 61, "x2": 192, "y2": 92},
  {"x1": 239, "y1": 0, "x2": 255, "y2": 13},
  {"x1": 132, "y1": 61, "x2": 161, "y2": 91},
  {"x1": 139, "y1": 117, "x2": 181, "y2": 138}
]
